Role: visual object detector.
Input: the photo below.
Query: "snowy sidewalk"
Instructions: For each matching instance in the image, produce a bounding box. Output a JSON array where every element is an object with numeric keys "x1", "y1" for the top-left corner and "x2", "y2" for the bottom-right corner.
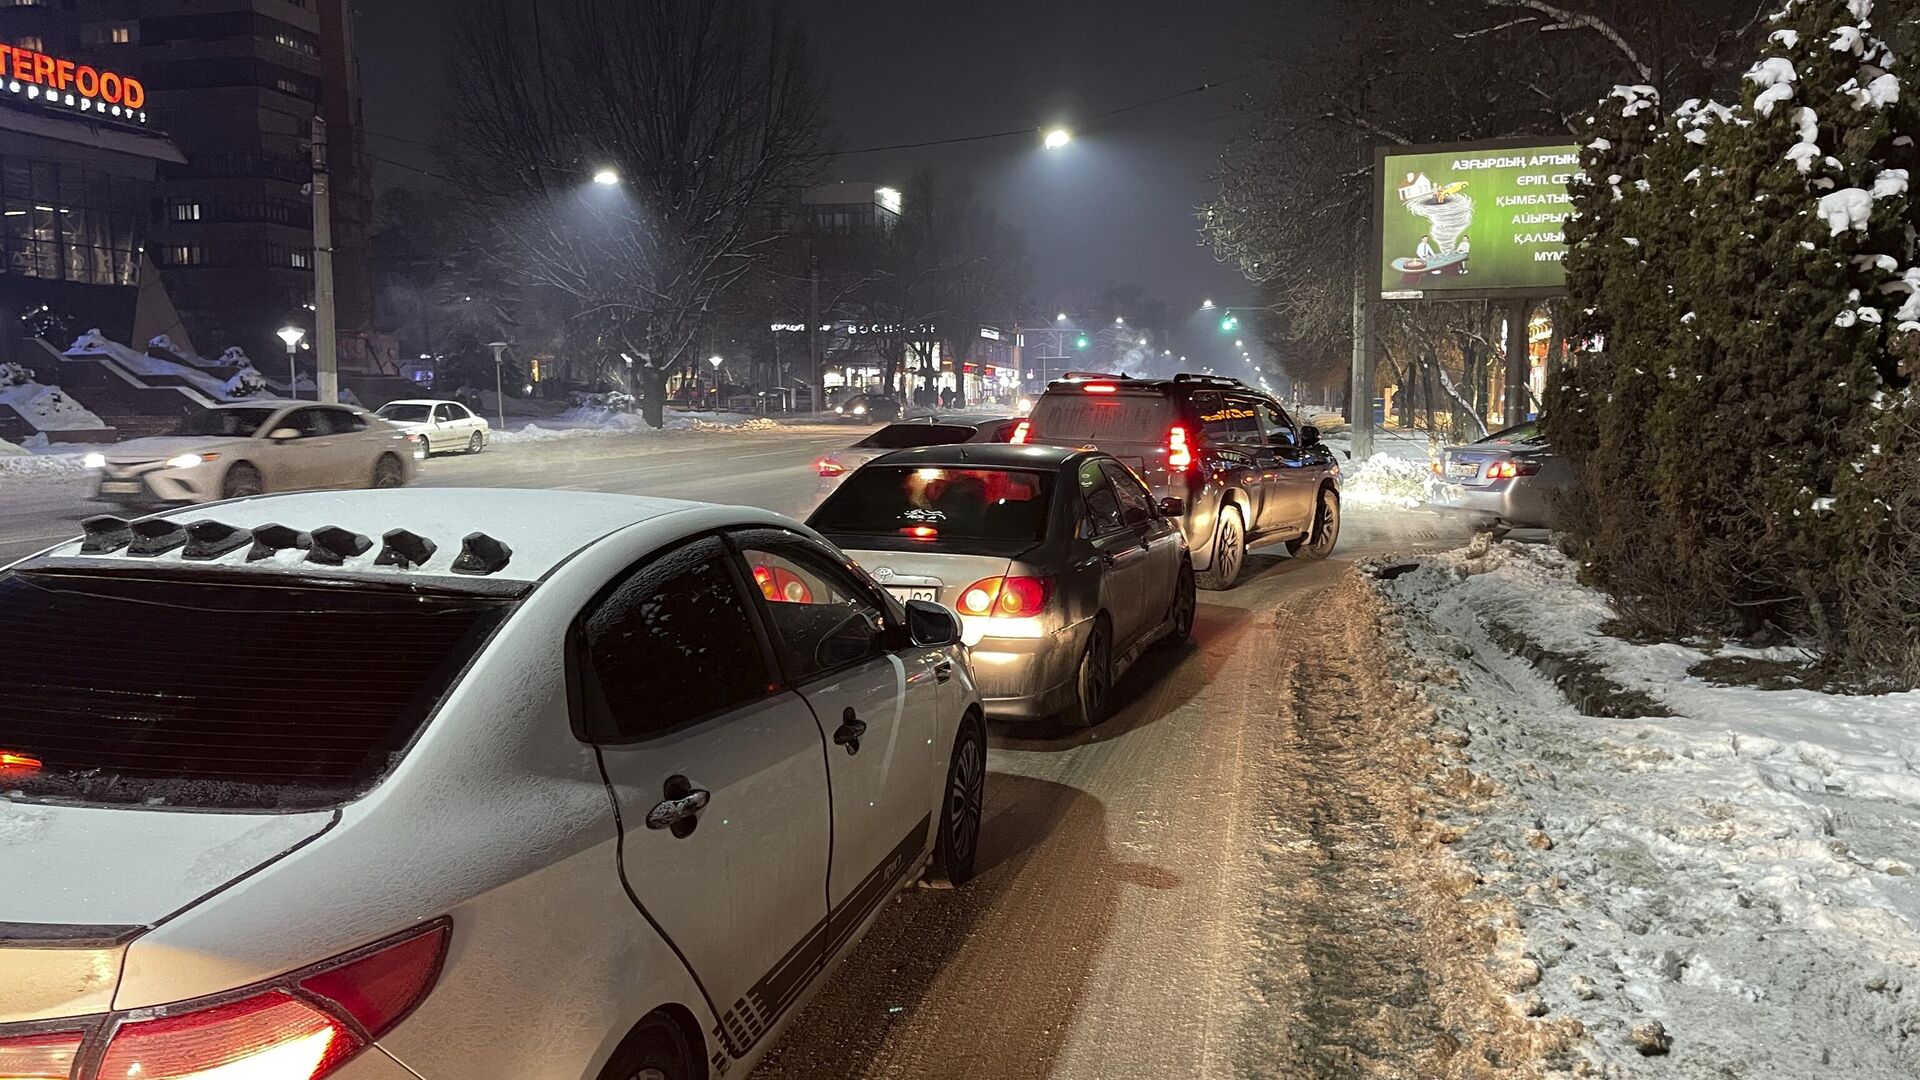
[{"x1": 1365, "y1": 540, "x2": 1920, "y2": 1077}]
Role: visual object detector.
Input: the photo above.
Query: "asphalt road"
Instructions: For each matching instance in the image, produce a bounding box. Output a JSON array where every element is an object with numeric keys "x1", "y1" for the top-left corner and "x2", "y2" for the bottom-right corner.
[{"x1": 0, "y1": 427, "x2": 1487, "y2": 1076}]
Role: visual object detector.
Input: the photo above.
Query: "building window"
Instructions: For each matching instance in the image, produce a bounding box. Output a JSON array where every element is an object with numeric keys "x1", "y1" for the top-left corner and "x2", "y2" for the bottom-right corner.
[
  {"x1": 172, "y1": 202, "x2": 203, "y2": 222},
  {"x1": 111, "y1": 26, "x2": 134, "y2": 45},
  {"x1": 14, "y1": 36, "x2": 44, "y2": 52},
  {"x1": 2, "y1": 154, "x2": 147, "y2": 287},
  {"x1": 163, "y1": 246, "x2": 205, "y2": 267},
  {"x1": 289, "y1": 250, "x2": 311, "y2": 269},
  {"x1": 274, "y1": 78, "x2": 304, "y2": 96}
]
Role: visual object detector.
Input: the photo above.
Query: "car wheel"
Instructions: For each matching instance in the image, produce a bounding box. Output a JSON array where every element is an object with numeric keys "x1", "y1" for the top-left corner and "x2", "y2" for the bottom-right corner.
[
  {"x1": 372, "y1": 454, "x2": 406, "y2": 489},
  {"x1": 928, "y1": 713, "x2": 986, "y2": 887},
  {"x1": 467, "y1": 431, "x2": 484, "y2": 454},
  {"x1": 1196, "y1": 504, "x2": 1246, "y2": 591},
  {"x1": 598, "y1": 1011, "x2": 698, "y2": 1080},
  {"x1": 1167, "y1": 561, "x2": 1196, "y2": 644},
  {"x1": 221, "y1": 463, "x2": 264, "y2": 500},
  {"x1": 1060, "y1": 617, "x2": 1113, "y2": 728},
  {"x1": 1296, "y1": 488, "x2": 1341, "y2": 561}
]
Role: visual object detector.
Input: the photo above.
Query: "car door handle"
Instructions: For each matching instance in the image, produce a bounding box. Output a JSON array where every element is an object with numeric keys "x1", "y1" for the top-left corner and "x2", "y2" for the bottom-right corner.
[
  {"x1": 645, "y1": 774, "x2": 710, "y2": 837},
  {"x1": 934, "y1": 660, "x2": 954, "y2": 683},
  {"x1": 833, "y1": 708, "x2": 867, "y2": 755}
]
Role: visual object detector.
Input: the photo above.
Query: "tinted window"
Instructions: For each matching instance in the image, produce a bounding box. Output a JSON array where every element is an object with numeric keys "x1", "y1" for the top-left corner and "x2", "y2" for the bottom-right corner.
[
  {"x1": 447, "y1": 403, "x2": 472, "y2": 421},
  {"x1": 290, "y1": 408, "x2": 341, "y2": 437},
  {"x1": 1078, "y1": 460, "x2": 1125, "y2": 536},
  {"x1": 578, "y1": 535, "x2": 772, "y2": 739},
  {"x1": 811, "y1": 466, "x2": 1054, "y2": 543},
  {"x1": 378, "y1": 403, "x2": 432, "y2": 423},
  {"x1": 0, "y1": 569, "x2": 515, "y2": 810},
  {"x1": 737, "y1": 537, "x2": 888, "y2": 681},
  {"x1": 340, "y1": 411, "x2": 368, "y2": 432},
  {"x1": 1480, "y1": 421, "x2": 1545, "y2": 445},
  {"x1": 854, "y1": 423, "x2": 976, "y2": 450},
  {"x1": 1101, "y1": 461, "x2": 1156, "y2": 525},
  {"x1": 1258, "y1": 401, "x2": 1298, "y2": 447},
  {"x1": 177, "y1": 407, "x2": 277, "y2": 437},
  {"x1": 1027, "y1": 391, "x2": 1171, "y2": 444},
  {"x1": 1200, "y1": 396, "x2": 1262, "y2": 446}
]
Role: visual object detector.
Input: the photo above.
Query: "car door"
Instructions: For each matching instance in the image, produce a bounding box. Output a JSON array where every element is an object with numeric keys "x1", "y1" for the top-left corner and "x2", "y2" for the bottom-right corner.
[
  {"x1": 1101, "y1": 460, "x2": 1183, "y2": 634},
  {"x1": 577, "y1": 533, "x2": 833, "y2": 1060},
  {"x1": 1194, "y1": 391, "x2": 1268, "y2": 532},
  {"x1": 264, "y1": 407, "x2": 329, "y2": 490},
  {"x1": 448, "y1": 401, "x2": 483, "y2": 440},
  {"x1": 1075, "y1": 459, "x2": 1150, "y2": 649},
  {"x1": 727, "y1": 527, "x2": 941, "y2": 952},
  {"x1": 1256, "y1": 399, "x2": 1318, "y2": 535}
]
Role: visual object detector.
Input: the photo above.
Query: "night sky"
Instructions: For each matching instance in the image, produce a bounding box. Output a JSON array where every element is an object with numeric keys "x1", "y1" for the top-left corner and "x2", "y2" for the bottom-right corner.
[{"x1": 357, "y1": 1, "x2": 1276, "y2": 314}]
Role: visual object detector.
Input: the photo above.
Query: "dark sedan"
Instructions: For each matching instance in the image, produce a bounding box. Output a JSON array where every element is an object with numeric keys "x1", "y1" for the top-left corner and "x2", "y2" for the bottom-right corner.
[{"x1": 807, "y1": 444, "x2": 1194, "y2": 726}]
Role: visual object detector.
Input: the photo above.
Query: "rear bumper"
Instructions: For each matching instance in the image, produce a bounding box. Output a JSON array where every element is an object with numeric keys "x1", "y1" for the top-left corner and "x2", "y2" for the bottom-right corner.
[
  {"x1": 968, "y1": 618, "x2": 1090, "y2": 721},
  {"x1": 1428, "y1": 479, "x2": 1551, "y2": 528}
]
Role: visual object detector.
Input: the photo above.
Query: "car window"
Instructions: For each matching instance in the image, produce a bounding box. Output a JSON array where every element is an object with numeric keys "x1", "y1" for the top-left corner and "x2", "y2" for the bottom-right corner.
[
  {"x1": 178, "y1": 407, "x2": 277, "y2": 438},
  {"x1": 1480, "y1": 421, "x2": 1546, "y2": 445},
  {"x1": 577, "y1": 534, "x2": 774, "y2": 740},
  {"x1": 735, "y1": 534, "x2": 890, "y2": 681},
  {"x1": 448, "y1": 403, "x2": 472, "y2": 421},
  {"x1": 1100, "y1": 461, "x2": 1156, "y2": 526},
  {"x1": 1026, "y1": 391, "x2": 1170, "y2": 444},
  {"x1": 340, "y1": 411, "x2": 368, "y2": 432},
  {"x1": 1258, "y1": 401, "x2": 1298, "y2": 447},
  {"x1": 980, "y1": 421, "x2": 1022, "y2": 442},
  {"x1": 0, "y1": 568, "x2": 517, "y2": 810},
  {"x1": 810, "y1": 466, "x2": 1054, "y2": 543},
  {"x1": 854, "y1": 423, "x2": 975, "y2": 449},
  {"x1": 285, "y1": 408, "x2": 335, "y2": 437},
  {"x1": 378, "y1": 403, "x2": 432, "y2": 423},
  {"x1": 1200, "y1": 396, "x2": 1263, "y2": 446},
  {"x1": 1078, "y1": 459, "x2": 1126, "y2": 537},
  {"x1": 434, "y1": 404, "x2": 455, "y2": 423}
]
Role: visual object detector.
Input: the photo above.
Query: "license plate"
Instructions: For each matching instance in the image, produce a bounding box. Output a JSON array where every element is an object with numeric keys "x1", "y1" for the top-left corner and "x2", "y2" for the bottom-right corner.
[
  {"x1": 99, "y1": 481, "x2": 141, "y2": 495},
  {"x1": 1448, "y1": 462, "x2": 1480, "y2": 478},
  {"x1": 886, "y1": 586, "x2": 938, "y2": 604}
]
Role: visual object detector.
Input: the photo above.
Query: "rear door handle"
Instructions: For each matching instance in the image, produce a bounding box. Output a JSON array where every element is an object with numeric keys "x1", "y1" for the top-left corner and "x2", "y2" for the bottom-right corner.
[
  {"x1": 646, "y1": 774, "x2": 710, "y2": 838},
  {"x1": 934, "y1": 660, "x2": 954, "y2": 683},
  {"x1": 833, "y1": 707, "x2": 867, "y2": 754}
]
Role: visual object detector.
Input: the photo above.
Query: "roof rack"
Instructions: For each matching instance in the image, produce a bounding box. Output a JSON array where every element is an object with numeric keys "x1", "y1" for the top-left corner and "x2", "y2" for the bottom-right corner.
[{"x1": 1172, "y1": 373, "x2": 1248, "y2": 388}]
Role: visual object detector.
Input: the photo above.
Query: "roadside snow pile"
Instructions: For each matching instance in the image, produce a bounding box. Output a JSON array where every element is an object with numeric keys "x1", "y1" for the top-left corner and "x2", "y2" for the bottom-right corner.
[
  {"x1": 0, "y1": 363, "x2": 104, "y2": 432},
  {"x1": 1342, "y1": 451, "x2": 1433, "y2": 508},
  {"x1": 0, "y1": 436, "x2": 90, "y2": 481},
  {"x1": 694, "y1": 416, "x2": 782, "y2": 432},
  {"x1": 492, "y1": 408, "x2": 779, "y2": 444},
  {"x1": 1367, "y1": 540, "x2": 1920, "y2": 1077}
]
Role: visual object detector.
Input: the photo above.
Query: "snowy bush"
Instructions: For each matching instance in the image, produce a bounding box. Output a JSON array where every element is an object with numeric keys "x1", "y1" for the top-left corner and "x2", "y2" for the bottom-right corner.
[
  {"x1": 220, "y1": 366, "x2": 269, "y2": 398},
  {"x1": 217, "y1": 346, "x2": 252, "y2": 367},
  {"x1": 0, "y1": 362, "x2": 32, "y2": 389}
]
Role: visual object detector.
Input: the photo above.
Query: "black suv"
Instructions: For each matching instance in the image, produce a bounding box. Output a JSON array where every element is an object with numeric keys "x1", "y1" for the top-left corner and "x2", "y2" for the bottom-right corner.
[{"x1": 1014, "y1": 373, "x2": 1341, "y2": 589}]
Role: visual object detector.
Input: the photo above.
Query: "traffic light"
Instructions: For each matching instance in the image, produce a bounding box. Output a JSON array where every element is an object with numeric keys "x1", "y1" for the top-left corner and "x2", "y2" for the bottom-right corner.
[
  {"x1": 1075, "y1": 334, "x2": 1090, "y2": 350},
  {"x1": 1218, "y1": 313, "x2": 1238, "y2": 333}
]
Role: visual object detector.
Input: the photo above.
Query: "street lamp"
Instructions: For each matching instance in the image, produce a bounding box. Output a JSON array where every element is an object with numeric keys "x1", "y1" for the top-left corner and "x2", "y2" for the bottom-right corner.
[
  {"x1": 1042, "y1": 128, "x2": 1072, "y2": 150},
  {"x1": 1201, "y1": 299, "x2": 1216, "y2": 310},
  {"x1": 708, "y1": 355, "x2": 724, "y2": 408},
  {"x1": 1235, "y1": 340, "x2": 1244, "y2": 348},
  {"x1": 591, "y1": 167, "x2": 620, "y2": 186},
  {"x1": 276, "y1": 326, "x2": 304, "y2": 399},
  {"x1": 620, "y1": 352, "x2": 637, "y2": 406},
  {"x1": 1055, "y1": 312, "x2": 1068, "y2": 323},
  {"x1": 1114, "y1": 316, "x2": 1125, "y2": 326},
  {"x1": 487, "y1": 341, "x2": 509, "y2": 431}
]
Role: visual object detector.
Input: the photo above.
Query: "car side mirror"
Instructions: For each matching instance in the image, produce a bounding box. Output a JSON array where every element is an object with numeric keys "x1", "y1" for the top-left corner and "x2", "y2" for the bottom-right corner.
[
  {"x1": 1300, "y1": 424, "x2": 1322, "y2": 447},
  {"x1": 268, "y1": 427, "x2": 300, "y2": 441},
  {"x1": 1157, "y1": 496, "x2": 1186, "y2": 517},
  {"x1": 905, "y1": 599, "x2": 960, "y2": 647}
]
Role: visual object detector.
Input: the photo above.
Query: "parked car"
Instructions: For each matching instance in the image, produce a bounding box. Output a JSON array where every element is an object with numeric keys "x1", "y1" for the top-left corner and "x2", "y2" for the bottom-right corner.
[
  {"x1": 1429, "y1": 420, "x2": 1572, "y2": 529},
  {"x1": 374, "y1": 398, "x2": 491, "y2": 455},
  {"x1": 814, "y1": 417, "x2": 1020, "y2": 505},
  {"x1": 809, "y1": 443, "x2": 1193, "y2": 725},
  {"x1": 84, "y1": 401, "x2": 416, "y2": 506},
  {"x1": 833, "y1": 393, "x2": 902, "y2": 421},
  {"x1": 0, "y1": 488, "x2": 983, "y2": 1080},
  {"x1": 1015, "y1": 373, "x2": 1341, "y2": 589}
]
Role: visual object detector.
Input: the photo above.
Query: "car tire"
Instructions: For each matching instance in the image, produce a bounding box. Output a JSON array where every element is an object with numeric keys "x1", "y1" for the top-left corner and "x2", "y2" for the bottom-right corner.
[
  {"x1": 221, "y1": 463, "x2": 264, "y2": 500},
  {"x1": 1166, "y1": 560, "x2": 1196, "y2": 644},
  {"x1": 1295, "y1": 488, "x2": 1341, "y2": 561},
  {"x1": 928, "y1": 713, "x2": 986, "y2": 888},
  {"x1": 1196, "y1": 504, "x2": 1246, "y2": 591},
  {"x1": 467, "y1": 431, "x2": 484, "y2": 454},
  {"x1": 597, "y1": 1011, "x2": 699, "y2": 1080},
  {"x1": 372, "y1": 454, "x2": 406, "y2": 489},
  {"x1": 1059, "y1": 616, "x2": 1113, "y2": 728}
]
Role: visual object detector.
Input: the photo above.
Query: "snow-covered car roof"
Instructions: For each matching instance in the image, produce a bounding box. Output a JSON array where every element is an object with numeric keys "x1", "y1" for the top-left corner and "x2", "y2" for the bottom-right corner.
[{"x1": 22, "y1": 489, "x2": 717, "y2": 584}]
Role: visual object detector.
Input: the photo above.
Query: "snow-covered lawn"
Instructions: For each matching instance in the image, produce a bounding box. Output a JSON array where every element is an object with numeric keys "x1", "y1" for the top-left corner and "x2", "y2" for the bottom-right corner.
[
  {"x1": 1368, "y1": 540, "x2": 1920, "y2": 1076},
  {"x1": 493, "y1": 407, "x2": 785, "y2": 444}
]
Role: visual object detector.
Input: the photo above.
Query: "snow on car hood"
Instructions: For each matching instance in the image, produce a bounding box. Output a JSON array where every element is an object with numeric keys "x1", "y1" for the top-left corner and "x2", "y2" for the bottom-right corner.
[
  {"x1": 104, "y1": 435, "x2": 249, "y2": 460},
  {"x1": 0, "y1": 799, "x2": 332, "y2": 1022}
]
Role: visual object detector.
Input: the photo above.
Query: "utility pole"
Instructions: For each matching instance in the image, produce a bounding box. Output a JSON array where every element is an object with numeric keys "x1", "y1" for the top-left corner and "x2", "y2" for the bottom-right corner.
[
  {"x1": 807, "y1": 246, "x2": 822, "y2": 414},
  {"x1": 1503, "y1": 298, "x2": 1533, "y2": 426},
  {"x1": 1351, "y1": 261, "x2": 1376, "y2": 459},
  {"x1": 310, "y1": 116, "x2": 339, "y2": 405},
  {"x1": 487, "y1": 342, "x2": 508, "y2": 431}
]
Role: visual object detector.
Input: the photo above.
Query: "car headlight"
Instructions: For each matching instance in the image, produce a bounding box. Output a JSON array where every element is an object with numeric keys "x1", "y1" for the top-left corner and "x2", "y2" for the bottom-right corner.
[
  {"x1": 1017, "y1": 398, "x2": 1033, "y2": 413},
  {"x1": 82, "y1": 452, "x2": 106, "y2": 469},
  {"x1": 835, "y1": 406, "x2": 845, "y2": 414},
  {"x1": 852, "y1": 405, "x2": 867, "y2": 415},
  {"x1": 166, "y1": 453, "x2": 214, "y2": 469}
]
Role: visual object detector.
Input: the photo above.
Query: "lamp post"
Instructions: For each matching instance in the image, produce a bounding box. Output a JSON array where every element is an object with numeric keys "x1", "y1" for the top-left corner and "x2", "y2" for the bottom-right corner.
[
  {"x1": 620, "y1": 352, "x2": 637, "y2": 408},
  {"x1": 276, "y1": 327, "x2": 304, "y2": 399},
  {"x1": 487, "y1": 341, "x2": 509, "y2": 431},
  {"x1": 707, "y1": 355, "x2": 724, "y2": 409}
]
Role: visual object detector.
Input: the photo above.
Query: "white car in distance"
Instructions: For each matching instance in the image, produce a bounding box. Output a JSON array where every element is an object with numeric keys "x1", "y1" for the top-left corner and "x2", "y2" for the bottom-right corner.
[
  {"x1": 0, "y1": 488, "x2": 984, "y2": 1080},
  {"x1": 373, "y1": 399, "x2": 490, "y2": 455}
]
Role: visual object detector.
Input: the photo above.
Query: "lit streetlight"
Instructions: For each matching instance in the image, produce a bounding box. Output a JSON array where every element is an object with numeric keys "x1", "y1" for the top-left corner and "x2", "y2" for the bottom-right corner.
[
  {"x1": 1042, "y1": 128, "x2": 1072, "y2": 150},
  {"x1": 1201, "y1": 299, "x2": 1216, "y2": 310},
  {"x1": 1114, "y1": 316, "x2": 1125, "y2": 326},
  {"x1": 276, "y1": 326, "x2": 304, "y2": 399},
  {"x1": 708, "y1": 354, "x2": 725, "y2": 408},
  {"x1": 1055, "y1": 312, "x2": 1068, "y2": 322},
  {"x1": 591, "y1": 167, "x2": 620, "y2": 186},
  {"x1": 1235, "y1": 340, "x2": 1244, "y2": 348}
]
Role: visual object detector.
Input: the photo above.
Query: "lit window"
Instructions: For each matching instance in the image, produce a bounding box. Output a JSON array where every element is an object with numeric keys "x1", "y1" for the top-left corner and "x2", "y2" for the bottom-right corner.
[
  {"x1": 166, "y1": 246, "x2": 205, "y2": 267},
  {"x1": 275, "y1": 78, "x2": 303, "y2": 96},
  {"x1": 173, "y1": 202, "x2": 203, "y2": 222},
  {"x1": 16, "y1": 36, "x2": 45, "y2": 52},
  {"x1": 110, "y1": 26, "x2": 133, "y2": 44},
  {"x1": 290, "y1": 250, "x2": 312, "y2": 269}
]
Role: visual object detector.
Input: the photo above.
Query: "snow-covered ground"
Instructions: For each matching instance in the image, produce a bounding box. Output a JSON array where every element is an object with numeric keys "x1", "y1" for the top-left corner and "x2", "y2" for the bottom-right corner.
[
  {"x1": 493, "y1": 407, "x2": 784, "y2": 443},
  {"x1": 1328, "y1": 427, "x2": 1437, "y2": 508},
  {"x1": 0, "y1": 436, "x2": 91, "y2": 481},
  {"x1": 1368, "y1": 539, "x2": 1920, "y2": 1077}
]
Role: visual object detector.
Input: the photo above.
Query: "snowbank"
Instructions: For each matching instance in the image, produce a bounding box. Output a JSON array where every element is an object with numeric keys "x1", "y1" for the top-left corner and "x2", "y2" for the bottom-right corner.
[
  {"x1": 0, "y1": 364, "x2": 105, "y2": 432},
  {"x1": 491, "y1": 407, "x2": 779, "y2": 444},
  {"x1": 0, "y1": 436, "x2": 90, "y2": 482},
  {"x1": 1368, "y1": 540, "x2": 1920, "y2": 1076},
  {"x1": 1342, "y1": 451, "x2": 1435, "y2": 508}
]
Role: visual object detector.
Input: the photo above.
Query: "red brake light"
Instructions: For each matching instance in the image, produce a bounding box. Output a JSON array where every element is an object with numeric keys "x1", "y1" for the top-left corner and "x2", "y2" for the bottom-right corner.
[
  {"x1": 0, "y1": 1029, "x2": 84, "y2": 1079},
  {"x1": 97, "y1": 992, "x2": 358, "y2": 1080},
  {"x1": 815, "y1": 458, "x2": 846, "y2": 477},
  {"x1": 0, "y1": 750, "x2": 41, "y2": 772},
  {"x1": 752, "y1": 566, "x2": 814, "y2": 603},
  {"x1": 902, "y1": 526, "x2": 939, "y2": 539},
  {"x1": 1167, "y1": 426, "x2": 1192, "y2": 470},
  {"x1": 1083, "y1": 383, "x2": 1117, "y2": 394},
  {"x1": 1009, "y1": 420, "x2": 1030, "y2": 444},
  {"x1": 956, "y1": 576, "x2": 1052, "y2": 617},
  {"x1": 298, "y1": 922, "x2": 448, "y2": 1037},
  {"x1": 1487, "y1": 460, "x2": 1535, "y2": 480}
]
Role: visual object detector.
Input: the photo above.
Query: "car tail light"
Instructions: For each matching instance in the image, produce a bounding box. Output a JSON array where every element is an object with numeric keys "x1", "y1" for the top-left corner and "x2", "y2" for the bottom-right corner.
[
  {"x1": 1083, "y1": 383, "x2": 1117, "y2": 394},
  {"x1": 1167, "y1": 426, "x2": 1192, "y2": 471},
  {"x1": 1009, "y1": 420, "x2": 1030, "y2": 444},
  {"x1": 0, "y1": 749, "x2": 41, "y2": 772},
  {"x1": 1486, "y1": 460, "x2": 1539, "y2": 480},
  {"x1": 1, "y1": 921, "x2": 449, "y2": 1080},
  {"x1": 901, "y1": 526, "x2": 939, "y2": 539},
  {"x1": 957, "y1": 576, "x2": 1052, "y2": 617},
  {"x1": 815, "y1": 457, "x2": 846, "y2": 477},
  {"x1": 752, "y1": 565, "x2": 814, "y2": 604},
  {"x1": 0, "y1": 1028, "x2": 84, "y2": 1079}
]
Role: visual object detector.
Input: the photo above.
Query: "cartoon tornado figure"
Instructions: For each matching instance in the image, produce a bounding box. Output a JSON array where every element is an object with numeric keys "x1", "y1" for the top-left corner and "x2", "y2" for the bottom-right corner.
[{"x1": 1396, "y1": 172, "x2": 1473, "y2": 276}]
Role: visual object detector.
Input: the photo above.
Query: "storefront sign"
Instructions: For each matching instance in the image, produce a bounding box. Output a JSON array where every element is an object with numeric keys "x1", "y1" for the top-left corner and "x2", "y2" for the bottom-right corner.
[{"x1": 0, "y1": 44, "x2": 147, "y2": 124}]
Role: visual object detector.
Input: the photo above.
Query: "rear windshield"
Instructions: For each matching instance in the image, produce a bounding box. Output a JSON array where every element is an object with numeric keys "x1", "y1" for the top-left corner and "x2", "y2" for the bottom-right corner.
[
  {"x1": 810, "y1": 466, "x2": 1054, "y2": 543},
  {"x1": 178, "y1": 408, "x2": 277, "y2": 438},
  {"x1": 1478, "y1": 421, "x2": 1546, "y2": 446},
  {"x1": 377, "y1": 403, "x2": 433, "y2": 423},
  {"x1": 0, "y1": 568, "x2": 516, "y2": 811},
  {"x1": 1027, "y1": 392, "x2": 1170, "y2": 444},
  {"x1": 855, "y1": 423, "x2": 976, "y2": 450}
]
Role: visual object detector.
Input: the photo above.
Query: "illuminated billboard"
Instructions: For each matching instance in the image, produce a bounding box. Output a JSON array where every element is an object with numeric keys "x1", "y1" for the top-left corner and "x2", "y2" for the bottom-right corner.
[
  {"x1": 1374, "y1": 139, "x2": 1578, "y2": 301},
  {"x1": 0, "y1": 43, "x2": 148, "y2": 124}
]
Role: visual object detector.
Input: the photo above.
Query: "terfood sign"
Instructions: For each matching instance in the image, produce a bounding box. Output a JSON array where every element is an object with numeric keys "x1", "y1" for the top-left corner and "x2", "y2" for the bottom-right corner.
[
  {"x1": 0, "y1": 43, "x2": 148, "y2": 124},
  {"x1": 1375, "y1": 139, "x2": 1578, "y2": 301}
]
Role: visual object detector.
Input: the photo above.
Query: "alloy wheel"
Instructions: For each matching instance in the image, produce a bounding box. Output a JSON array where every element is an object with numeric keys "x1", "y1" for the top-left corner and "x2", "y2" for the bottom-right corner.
[{"x1": 947, "y1": 728, "x2": 984, "y2": 870}]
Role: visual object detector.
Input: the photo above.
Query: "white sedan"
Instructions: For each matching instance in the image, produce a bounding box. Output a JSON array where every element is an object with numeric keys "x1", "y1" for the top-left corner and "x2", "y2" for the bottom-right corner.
[
  {"x1": 0, "y1": 489, "x2": 984, "y2": 1080},
  {"x1": 373, "y1": 399, "x2": 490, "y2": 455}
]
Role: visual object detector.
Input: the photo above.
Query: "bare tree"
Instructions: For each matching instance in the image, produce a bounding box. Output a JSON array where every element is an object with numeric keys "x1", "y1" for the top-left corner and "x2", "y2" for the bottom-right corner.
[{"x1": 442, "y1": 0, "x2": 828, "y2": 426}]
